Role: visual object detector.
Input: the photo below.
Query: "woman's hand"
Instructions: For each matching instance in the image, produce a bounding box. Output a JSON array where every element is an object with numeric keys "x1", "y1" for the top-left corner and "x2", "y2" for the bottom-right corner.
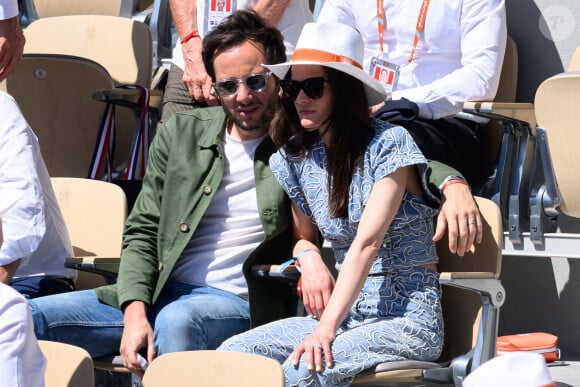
[
  {"x1": 298, "y1": 251, "x2": 335, "y2": 319},
  {"x1": 291, "y1": 324, "x2": 336, "y2": 372}
]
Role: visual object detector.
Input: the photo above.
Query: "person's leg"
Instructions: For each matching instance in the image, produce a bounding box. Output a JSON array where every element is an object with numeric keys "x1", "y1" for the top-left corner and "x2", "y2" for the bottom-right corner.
[
  {"x1": 151, "y1": 283, "x2": 250, "y2": 354},
  {"x1": 161, "y1": 64, "x2": 207, "y2": 121},
  {"x1": 29, "y1": 289, "x2": 124, "y2": 358},
  {"x1": 11, "y1": 276, "x2": 75, "y2": 299},
  {"x1": 287, "y1": 270, "x2": 444, "y2": 387},
  {"x1": 218, "y1": 316, "x2": 319, "y2": 383}
]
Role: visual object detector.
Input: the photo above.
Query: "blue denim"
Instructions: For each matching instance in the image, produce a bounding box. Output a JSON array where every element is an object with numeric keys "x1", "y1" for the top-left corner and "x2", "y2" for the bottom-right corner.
[
  {"x1": 12, "y1": 276, "x2": 75, "y2": 299},
  {"x1": 29, "y1": 282, "x2": 250, "y2": 358}
]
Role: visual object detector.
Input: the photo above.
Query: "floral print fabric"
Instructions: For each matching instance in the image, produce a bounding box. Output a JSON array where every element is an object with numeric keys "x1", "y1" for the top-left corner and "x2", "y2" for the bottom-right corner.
[{"x1": 219, "y1": 121, "x2": 444, "y2": 386}]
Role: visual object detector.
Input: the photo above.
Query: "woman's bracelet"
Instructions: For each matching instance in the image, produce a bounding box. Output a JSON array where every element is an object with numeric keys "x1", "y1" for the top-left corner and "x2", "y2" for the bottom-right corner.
[{"x1": 277, "y1": 249, "x2": 314, "y2": 273}]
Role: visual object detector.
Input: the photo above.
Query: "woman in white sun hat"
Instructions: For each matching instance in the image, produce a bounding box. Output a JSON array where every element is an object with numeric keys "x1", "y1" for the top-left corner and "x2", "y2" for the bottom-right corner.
[{"x1": 219, "y1": 22, "x2": 443, "y2": 386}]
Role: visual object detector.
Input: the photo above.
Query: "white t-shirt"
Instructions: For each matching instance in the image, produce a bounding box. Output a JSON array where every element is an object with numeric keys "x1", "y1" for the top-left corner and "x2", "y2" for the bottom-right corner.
[
  {"x1": 172, "y1": 0, "x2": 313, "y2": 66},
  {"x1": 169, "y1": 132, "x2": 268, "y2": 297}
]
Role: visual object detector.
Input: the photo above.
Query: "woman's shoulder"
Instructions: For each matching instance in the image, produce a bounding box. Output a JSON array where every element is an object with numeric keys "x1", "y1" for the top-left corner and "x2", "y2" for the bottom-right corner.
[
  {"x1": 369, "y1": 119, "x2": 414, "y2": 148},
  {"x1": 372, "y1": 118, "x2": 409, "y2": 136}
]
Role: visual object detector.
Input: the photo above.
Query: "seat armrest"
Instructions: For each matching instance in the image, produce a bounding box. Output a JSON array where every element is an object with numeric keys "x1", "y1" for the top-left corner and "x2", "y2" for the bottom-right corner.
[
  {"x1": 463, "y1": 102, "x2": 536, "y2": 129},
  {"x1": 439, "y1": 272, "x2": 505, "y2": 308},
  {"x1": 92, "y1": 88, "x2": 163, "y2": 112},
  {"x1": 65, "y1": 256, "x2": 121, "y2": 284},
  {"x1": 250, "y1": 264, "x2": 300, "y2": 282}
]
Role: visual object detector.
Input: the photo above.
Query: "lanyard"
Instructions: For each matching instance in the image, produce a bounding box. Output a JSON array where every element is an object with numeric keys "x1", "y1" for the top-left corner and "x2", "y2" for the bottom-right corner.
[{"x1": 376, "y1": 0, "x2": 430, "y2": 63}]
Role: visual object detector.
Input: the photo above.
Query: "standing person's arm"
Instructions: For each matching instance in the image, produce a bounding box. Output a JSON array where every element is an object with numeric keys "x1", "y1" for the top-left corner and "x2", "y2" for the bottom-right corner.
[
  {"x1": 292, "y1": 167, "x2": 409, "y2": 372},
  {"x1": 170, "y1": 0, "x2": 216, "y2": 103},
  {"x1": 0, "y1": 0, "x2": 25, "y2": 81},
  {"x1": 392, "y1": 0, "x2": 507, "y2": 119},
  {"x1": 253, "y1": 0, "x2": 291, "y2": 27}
]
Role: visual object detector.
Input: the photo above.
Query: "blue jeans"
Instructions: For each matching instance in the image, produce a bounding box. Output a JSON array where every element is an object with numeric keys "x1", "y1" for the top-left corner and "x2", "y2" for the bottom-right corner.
[
  {"x1": 29, "y1": 282, "x2": 250, "y2": 358},
  {"x1": 12, "y1": 276, "x2": 75, "y2": 299}
]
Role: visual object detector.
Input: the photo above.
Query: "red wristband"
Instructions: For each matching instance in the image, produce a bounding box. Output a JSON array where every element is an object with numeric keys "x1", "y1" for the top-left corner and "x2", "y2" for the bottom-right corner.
[
  {"x1": 180, "y1": 30, "x2": 200, "y2": 44},
  {"x1": 441, "y1": 178, "x2": 470, "y2": 194}
]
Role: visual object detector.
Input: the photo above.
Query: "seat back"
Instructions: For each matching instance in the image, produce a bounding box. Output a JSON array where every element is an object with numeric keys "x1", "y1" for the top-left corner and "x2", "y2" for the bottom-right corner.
[
  {"x1": 25, "y1": 0, "x2": 129, "y2": 18},
  {"x1": 21, "y1": 15, "x2": 154, "y2": 178},
  {"x1": 51, "y1": 177, "x2": 127, "y2": 289},
  {"x1": 141, "y1": 351, "x2": 285, "y2": 387},
  {"x1": 475, "y1": 35, "x2": 519, "y2": 190},
  {"x1": 39, "y1": 340, "x2": 94, "y2": 387},
  {"x1": 23, "y1": 14, "x2": 152, "y2": 88},
  {"x1": 436, "y1": 196, "x2": 503, "y2": 361},
  {"x1": 1, "y1": 54, "x2": 115, "y2": 178},
  {"x1": 534, "y1": 71, "x2": 580, "y2": 218},
  {"x1": 568, "y1": 46, "x2": 580, "y2": 71},
  {"x1": 494, "y1": 35, "x2": 519, "y2": 103}
]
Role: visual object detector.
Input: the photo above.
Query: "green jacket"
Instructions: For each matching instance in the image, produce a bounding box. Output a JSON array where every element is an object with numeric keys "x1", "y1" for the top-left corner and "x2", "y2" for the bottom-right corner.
[{"x1": 96, "y1": 107, "x2": 296, "y2": 328}]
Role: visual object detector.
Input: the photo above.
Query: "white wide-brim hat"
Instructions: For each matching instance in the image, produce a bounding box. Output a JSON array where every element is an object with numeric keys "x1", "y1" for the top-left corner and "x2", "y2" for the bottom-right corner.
[
  {"x1": 264, "y1": 22, "x2": 387, "y2": 106},
  {"x1": 0, "y1": 189, "x2": 22, "y2": 217},
  {"x1": 463, "y1": 353, "x2": 555, "y2": 387}
]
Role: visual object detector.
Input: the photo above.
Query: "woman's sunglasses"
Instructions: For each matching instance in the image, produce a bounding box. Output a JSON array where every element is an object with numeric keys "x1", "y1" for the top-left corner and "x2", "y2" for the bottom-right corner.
[
  {"x1": 279, "y1": 77, "x2": 331, "y2": 100},
  {"x1": 212, "y1": 71, "x2": 271, "y2": 97}
]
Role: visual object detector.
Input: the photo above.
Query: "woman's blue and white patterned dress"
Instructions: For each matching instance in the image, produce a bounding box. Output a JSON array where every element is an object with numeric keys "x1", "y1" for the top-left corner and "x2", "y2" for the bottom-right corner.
[{"x1": 219, "y1": 120, "x2": 444, "y2": 386}]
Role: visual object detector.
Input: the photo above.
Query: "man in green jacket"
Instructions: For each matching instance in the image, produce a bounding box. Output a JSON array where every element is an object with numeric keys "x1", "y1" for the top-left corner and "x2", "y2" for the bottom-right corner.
[
  {"x1": 29, "y1": 9, "x2": 482, "y2": 379},
  {"x1": 30, "y1": 10, "x2": 298, "y2": 377}
]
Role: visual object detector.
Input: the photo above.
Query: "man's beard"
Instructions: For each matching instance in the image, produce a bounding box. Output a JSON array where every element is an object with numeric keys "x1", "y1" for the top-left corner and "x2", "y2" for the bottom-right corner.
[{"x1": 223, "y1": 95, "x2": 278, "y2": 132}]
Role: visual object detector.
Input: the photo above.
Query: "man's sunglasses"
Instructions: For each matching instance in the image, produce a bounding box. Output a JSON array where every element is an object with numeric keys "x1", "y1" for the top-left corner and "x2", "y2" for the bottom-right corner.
[
  {"x1": 212, "y1": 72, "x2": 271, "y2": 97},
  {"x1": 279, "y1": 77, "x2": 331, "y2": 100}
]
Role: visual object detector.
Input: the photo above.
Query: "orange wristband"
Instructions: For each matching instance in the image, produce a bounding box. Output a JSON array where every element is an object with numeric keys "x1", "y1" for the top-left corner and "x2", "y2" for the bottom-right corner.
[
  {"x1": 440, "y1": 178, "x2": 469, "y2": 194},
  {"x1": 180, "y1": 30, "x2": 200, "y2": 44}
]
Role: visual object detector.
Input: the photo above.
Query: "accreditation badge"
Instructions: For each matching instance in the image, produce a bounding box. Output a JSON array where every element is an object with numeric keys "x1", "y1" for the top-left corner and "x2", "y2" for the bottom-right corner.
[
  {"x1": 369, "y1": 56, "x2": 400, "y2": 100},
  {"x1": 204, "y1": 0, "x2": 237, "y2": 34}
]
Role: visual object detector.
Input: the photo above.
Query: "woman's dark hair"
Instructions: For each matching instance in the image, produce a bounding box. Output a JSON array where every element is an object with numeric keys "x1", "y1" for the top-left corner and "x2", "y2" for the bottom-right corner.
[
  {"x1": 271, "y1": 67, "x2": 373, "y2": 218},
  {"x1": 202, "y1": 10, "x2": 287, "y2": 81}
]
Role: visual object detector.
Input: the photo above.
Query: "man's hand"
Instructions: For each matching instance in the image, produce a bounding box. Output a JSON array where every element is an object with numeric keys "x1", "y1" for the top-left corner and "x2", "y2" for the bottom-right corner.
[
  {"x1": 120, "y1": 301, "x2": 156, "y2": 378},
  {"x1": 0, "y1": 17, "x2": 25, "y2": 81},
  {"x1": 433, "y1": 182, "x2": 482, "y2": 256}
]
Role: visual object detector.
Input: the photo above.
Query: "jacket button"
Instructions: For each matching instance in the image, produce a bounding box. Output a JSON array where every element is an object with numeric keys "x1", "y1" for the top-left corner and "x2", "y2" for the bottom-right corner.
[
  {"x1": 203, "y1": 185, "x2": 212, "y2": 195},
  {"x1": 179, "y1": 222, "x2": 190, "y2": 233},
  {"x1": 158, "y1": 262, "x2": 164, "y2": 272}
]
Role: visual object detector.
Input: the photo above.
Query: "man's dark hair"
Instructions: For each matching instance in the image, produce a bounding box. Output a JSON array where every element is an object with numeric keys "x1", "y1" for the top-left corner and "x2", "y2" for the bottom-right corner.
[{"x1": 202, "y1": 10, "x2": 286, "y2": 81}]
